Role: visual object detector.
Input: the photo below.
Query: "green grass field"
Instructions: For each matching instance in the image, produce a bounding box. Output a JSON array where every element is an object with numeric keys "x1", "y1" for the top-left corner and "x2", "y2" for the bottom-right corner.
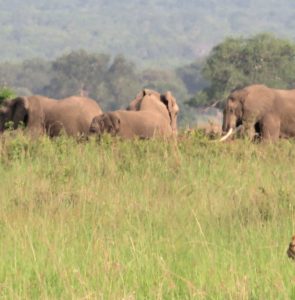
[{"x1": 0, "y1": 132, "x2": 295, "y2": 299}]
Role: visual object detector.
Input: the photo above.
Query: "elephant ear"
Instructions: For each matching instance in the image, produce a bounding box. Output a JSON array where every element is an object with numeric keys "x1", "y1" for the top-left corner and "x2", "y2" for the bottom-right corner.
[
  {"x1": 160, "y1": 91, "x2": 179, "y2": 134},
  {"x1": 163, "y1": 91, "x2": 174, "y2": 114},
  {"x1": 96, "y1": 114, "x2": 108, "y2": 134},
  {"x1": 108, "y1": 113, "x2": 120, "y2": 135},
  {"x1": 25, "y1": 96, "x2": 44, "y2": 134},
  {"x1": 98, "y1": 115, "x2": 106, "y2": 133},
  {"x1": 89, "y1": 115, "x2": 104, "y2": 134},
  {"x1": 7, "y1": 96, "x2": 44, "y2": 135},
  {"x1": 4, "y1": 97, "x2": 29, "y2": 129}
]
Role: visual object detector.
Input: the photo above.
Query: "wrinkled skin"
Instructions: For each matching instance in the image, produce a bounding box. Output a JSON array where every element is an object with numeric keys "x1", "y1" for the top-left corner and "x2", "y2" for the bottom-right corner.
[
  {"x1": 0, "y1": 95, "x2": 103, "y2": 137},
  {"x1": 222, "y1": 84, "x2": 295, "y2": 142},
  {"x1": 90, "y1": 89, "x2": 179, "y2": 139}
]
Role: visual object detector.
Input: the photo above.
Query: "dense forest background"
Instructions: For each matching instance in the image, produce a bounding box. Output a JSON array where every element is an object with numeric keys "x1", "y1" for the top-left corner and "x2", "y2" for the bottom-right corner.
[
  {"x1": 1, "y1": 0, "x2": 295, "y2": 67},
  {"x1": 1, "y1": 1, "x2": 295, "y2": 125}
]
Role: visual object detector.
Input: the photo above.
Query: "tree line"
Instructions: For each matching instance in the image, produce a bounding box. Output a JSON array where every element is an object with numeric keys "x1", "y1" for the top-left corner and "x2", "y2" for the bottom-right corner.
[
  {"x1": 1, "y1": 0, "x2": 295, "y2": 67},
  {"x1": 1, "y1": 33, "x2": 295, "y2": 124},
  {"x1": 0, "y1": 51, "x2": 206, "y2": 123}
]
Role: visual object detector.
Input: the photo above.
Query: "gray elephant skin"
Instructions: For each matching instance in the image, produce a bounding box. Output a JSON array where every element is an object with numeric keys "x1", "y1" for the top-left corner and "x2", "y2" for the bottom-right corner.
[
  {"x1": 222, "y1": 84, "x2": 295, "y2": 141},
  {"x1": 89, "y1": 89, "x2": 179, "y2": 139},
  {"x1": 0, "y1": 95, "x2": 103, "y2": 137}
]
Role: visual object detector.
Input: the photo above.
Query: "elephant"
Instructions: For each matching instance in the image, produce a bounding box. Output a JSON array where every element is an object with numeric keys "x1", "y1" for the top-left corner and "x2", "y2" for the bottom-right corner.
[
  {"x1": 89, "y1": 89, "x2": 179, "y2": 139},
  {"x1": 126, "y1": 89, "x2": 179, "y2": 135},
  {"x1": 0, "y1": 95, "x2": 103, "y2": 137},
  {"x1": 221, "y1": 84, "x2": 295, "y2": 142}
]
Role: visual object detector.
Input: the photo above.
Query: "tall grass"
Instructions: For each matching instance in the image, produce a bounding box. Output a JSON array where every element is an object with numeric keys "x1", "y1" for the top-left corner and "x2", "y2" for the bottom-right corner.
[{"x1": 0, "y1": 132, "x2": 295, "y2": 299}]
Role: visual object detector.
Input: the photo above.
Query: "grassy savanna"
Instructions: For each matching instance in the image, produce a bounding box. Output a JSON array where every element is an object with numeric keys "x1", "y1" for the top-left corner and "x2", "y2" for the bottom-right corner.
[{"x1": 0, "y1": 132, "x2": 295, "y2": 299}]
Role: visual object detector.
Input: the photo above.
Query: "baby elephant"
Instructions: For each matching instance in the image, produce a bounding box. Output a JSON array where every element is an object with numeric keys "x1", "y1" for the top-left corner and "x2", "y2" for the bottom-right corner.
[
  {"x1": 89, "y1": 110, "x2": 172, "y2": 139},
  {"x1": 89, "y1": 113, "x2": 120, "y2": 137}
]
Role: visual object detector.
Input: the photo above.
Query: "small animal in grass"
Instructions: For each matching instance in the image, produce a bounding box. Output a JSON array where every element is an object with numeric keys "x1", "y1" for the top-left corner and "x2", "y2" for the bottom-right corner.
[{"x1": 287, "y1": 235, "x2": 295, "y2": 260}]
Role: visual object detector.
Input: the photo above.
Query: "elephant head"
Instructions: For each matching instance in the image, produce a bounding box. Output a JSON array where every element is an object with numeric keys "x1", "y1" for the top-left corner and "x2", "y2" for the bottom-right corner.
[
  {"x1": 0, "y1": 96, "x2": 44, "y2": 134},
  {"x1": 89, "y1": 113, "x2": 120, "y2": 136},
  {"x1": 220, "y1": 88, "x2": 247, "y2": 141},
  {"x1": 0, "y1": 97, "x2": 32, "y2": 132},
  {"x1": 221, "y1": 85, "x2": 272, "y2": 141},
  {"x1": 222, "y1": 89, "x2": 246, "y2": 132}
]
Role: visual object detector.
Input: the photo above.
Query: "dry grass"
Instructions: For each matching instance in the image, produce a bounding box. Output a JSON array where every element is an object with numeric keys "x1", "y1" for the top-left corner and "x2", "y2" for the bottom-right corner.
[{"x1": 0, "y1": 132, "x2": 294, "y2": 298}]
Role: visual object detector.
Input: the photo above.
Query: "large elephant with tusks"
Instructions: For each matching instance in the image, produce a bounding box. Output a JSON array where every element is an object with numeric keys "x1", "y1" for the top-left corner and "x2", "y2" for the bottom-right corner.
[{"x1": 221, "y1": 84, "x2": 295, "y2": 142}]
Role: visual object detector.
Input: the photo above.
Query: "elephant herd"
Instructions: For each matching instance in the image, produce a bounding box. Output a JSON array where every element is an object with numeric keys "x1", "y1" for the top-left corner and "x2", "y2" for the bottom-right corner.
[
  {"x1": 90, "y1": 89, "x2": 179, "y2": 139},
  {"x1": 1, "y1": 83, "x2": 295, "y2": 142},
  {"x1": 0, "y1": 88, "x2": 179, "y2": 140}
]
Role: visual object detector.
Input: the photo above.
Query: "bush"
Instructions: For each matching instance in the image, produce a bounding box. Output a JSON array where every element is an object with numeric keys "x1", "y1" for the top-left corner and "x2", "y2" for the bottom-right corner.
[{"x1": 0, "y1": 87, "x2": 16, "y2": 104}]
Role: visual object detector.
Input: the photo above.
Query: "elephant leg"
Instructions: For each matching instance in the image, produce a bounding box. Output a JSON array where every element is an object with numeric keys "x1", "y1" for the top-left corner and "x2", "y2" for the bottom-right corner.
[
  {"x1": 261, "y1": 114, "x2": 280, "y2": 141},
  {"x1": 242, "y1": 120, "x2": 256, "y2": 141}
]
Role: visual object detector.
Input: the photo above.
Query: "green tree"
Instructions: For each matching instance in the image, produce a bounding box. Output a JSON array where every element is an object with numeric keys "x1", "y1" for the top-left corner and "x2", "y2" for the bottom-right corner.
[
  {"x1": 189, "y1": 33, "x2": 295, "y2": 106},
  {"x1": 44, "y1": 50, "x2": 110, "y2": 100},
  {"x1": 0, "y1": 59, "x2": 54, "y2": 96},
  {"x1": 17, "y1": 59, "x2": 53, "y2": 95},
  {"x1": 176, "y1": 60, "x2": 208, "y2": 95},
  {"x1": 0, "y1": 87, "x2": 16, "y2": 104},
  {"x1": 104, "y1": 55, "x2": 141, "y2": 110},
  {"x1": 43, "y1": 51, "x2": 141, "y2": 111}
]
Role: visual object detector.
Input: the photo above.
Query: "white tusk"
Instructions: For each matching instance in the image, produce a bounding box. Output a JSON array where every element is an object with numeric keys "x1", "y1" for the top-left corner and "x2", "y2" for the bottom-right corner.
[{"x1": 219, "y1": 128, "x2": 233, "y2": 142}]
